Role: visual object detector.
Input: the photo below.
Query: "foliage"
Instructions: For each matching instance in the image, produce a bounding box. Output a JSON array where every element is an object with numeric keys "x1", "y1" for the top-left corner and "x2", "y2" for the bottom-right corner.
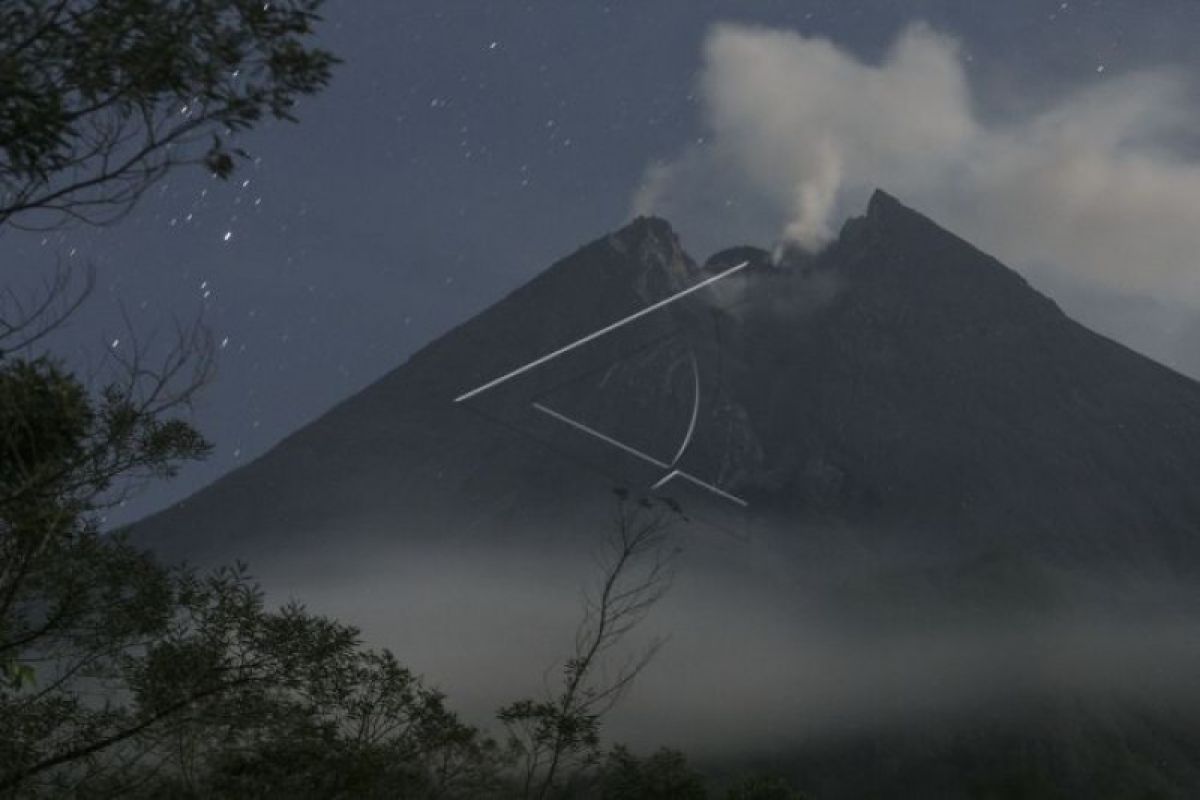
[
  {"x1": 597, "y1": 746, "x2": 707, "y2": 800},
  {"x1": 0, "y1": 350, "x2": 206, "y2": 694},
  {"x1": 79, "y1": 572, "x2": 506, "y2": 799},
  {"x1": 0, "y1": 0, "x2": 338, "y2": 228},
  {"x1": 0, "y1": 353, "x2": 505, "y2": 798},
  {"x1": 0, "y1": 6, "x2": 511, "y2": 795},
  {"x1": 723, "y1": 774, "x2": 812, "y2": 800},
  {"x1": 593, "y1": 750, "x2": 812, "y2": 800}
]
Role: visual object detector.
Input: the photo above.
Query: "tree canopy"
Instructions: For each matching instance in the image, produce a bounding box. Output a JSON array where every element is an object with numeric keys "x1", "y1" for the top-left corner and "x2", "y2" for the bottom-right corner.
[{"x1": 0, "y1": 0, "x2": 337, "y2": 229}]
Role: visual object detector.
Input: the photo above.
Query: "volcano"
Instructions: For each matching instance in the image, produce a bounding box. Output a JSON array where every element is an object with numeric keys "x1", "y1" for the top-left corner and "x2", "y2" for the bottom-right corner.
[
  {"x1": 140, "y1": 189, "x2": 1200, "y2": 570},
  {"x1": 133, "y1": 190, "x2": 1200, "y2": 797}
]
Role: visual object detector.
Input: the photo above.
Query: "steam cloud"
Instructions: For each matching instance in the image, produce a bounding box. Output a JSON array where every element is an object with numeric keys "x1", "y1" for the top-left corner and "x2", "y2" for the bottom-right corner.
[{"x1": 634, "y1": 23, "x2": 1200, "y2": 305}]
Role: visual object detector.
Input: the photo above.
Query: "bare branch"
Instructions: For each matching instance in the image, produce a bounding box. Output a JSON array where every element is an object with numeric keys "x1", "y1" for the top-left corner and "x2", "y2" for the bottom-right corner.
[
  {"x1": 0, "y1": 259, "x2": 94, "y2": 355},
  {"x1": 499, "y1": 490, "x2": 685, "y2": 799}
]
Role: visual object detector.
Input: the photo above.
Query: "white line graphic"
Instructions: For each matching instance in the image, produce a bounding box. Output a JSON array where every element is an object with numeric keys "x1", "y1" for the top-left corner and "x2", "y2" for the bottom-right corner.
[
  {"x1": 532, "y1": 402, "x2": 669, "y2": 470},
  {"x1": 668, "y1": 352, "x2": 700, "y2": 468},
  {"x1": 652, "y1": 469, "x2": 748, "y2": 507},
  {"x1": 532, "y1": 401, "x2": 748, "y2": 507},
  {"x1": 453, "y1": 260, "x2": 749, "y2": 403}
]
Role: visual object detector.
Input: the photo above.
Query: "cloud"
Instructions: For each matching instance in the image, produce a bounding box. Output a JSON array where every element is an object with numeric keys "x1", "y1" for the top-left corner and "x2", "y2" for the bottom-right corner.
[{"x1": 633, "y1": 22, "x2": 1200, "y2": 305}]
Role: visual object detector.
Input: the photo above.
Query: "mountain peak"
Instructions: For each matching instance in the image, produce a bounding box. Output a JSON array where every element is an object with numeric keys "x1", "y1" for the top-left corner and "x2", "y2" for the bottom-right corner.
[
  {"x1": 613, "y1": 214, "x2": 676, "y2": 239},
  {"x1": 857, "y1": 187, "x2": 947, "y2": 239},
  {"x1": 605, "y1": 215, "x2": 696, "y2": 298},
  {"x1": 606, "y1": 215, "x2": 682, "y2": 263},
  {"x1": 866, "y1": 187, "x2": 905, "y2": 219},
  {"x1": 830, "y1": 188, "x2": 1064, "y2": 326}
]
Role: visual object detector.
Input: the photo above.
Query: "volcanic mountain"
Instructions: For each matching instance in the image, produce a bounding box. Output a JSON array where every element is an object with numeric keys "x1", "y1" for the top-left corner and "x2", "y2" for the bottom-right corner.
[
  {"x1": 133, "y1": 190, "x2": 1200, "y2": 796},
  {"x1": 140, "y1": 189, "x2": 1200, "y2": 572}
]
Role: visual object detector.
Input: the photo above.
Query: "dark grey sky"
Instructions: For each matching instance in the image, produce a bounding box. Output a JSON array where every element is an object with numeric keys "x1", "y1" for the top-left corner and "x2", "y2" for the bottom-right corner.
[{"x1": 4, "y1": 0, "x2": 1199, "y2": 525}]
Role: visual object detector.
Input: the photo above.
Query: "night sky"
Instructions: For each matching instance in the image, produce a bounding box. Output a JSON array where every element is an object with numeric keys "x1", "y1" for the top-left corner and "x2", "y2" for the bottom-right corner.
[{"x1": 5, "y1": 0, "x2": 1200, "y2": 525}]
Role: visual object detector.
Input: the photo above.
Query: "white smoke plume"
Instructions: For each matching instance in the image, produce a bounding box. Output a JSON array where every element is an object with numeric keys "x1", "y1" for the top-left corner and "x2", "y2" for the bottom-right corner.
[{"x1": 633, "y1": 22, "x2": 1200, "y2": 306}]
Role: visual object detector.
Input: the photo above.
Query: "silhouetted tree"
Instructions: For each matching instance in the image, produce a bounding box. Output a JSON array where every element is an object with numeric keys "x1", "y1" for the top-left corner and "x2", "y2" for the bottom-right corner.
[
  {"x1": 0, "y1": 343, "x2": 504, "y2": 796},
  {"x1": 597, "y1": 746, "x2": 707, "y2": 800},
  {"x1": 0, "y1": 0, "x2": 337, "y2": 229},
  {"x1": 723, "y1": 774, "x2": 811, "y2": 800}
]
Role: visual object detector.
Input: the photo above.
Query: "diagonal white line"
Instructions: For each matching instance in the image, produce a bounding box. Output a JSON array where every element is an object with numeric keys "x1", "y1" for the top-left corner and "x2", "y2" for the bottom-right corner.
[
  {"x1": 536, "y1": 402, "x2": 748, "y2": 507},
  {"x1": 453, "y1": 260, "x2": 750, "y2": 403},
  {"x1": 653, "y1": 469, "x2": 748, "y2": 507},
  {"x1": 532, "y1": 402, "x2": 670, "y2": 470}
]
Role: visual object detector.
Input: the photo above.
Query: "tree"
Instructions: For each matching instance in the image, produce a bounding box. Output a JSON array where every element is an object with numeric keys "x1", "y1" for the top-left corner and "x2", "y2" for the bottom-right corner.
[
  {"x1": 0, "y1": 0, "x2": 337, "y2": 229},
  {"x1": 597, "y1": 746, "x2": 707, "y2": 800},
  {"x1": 723, "y1": 775, "x2": 811, "y2": 800},
  {"x1": 0, "y1": 338, "x2": 504, "y2": 796},
  {"x1": 0, "y1": 232, "x2": 503, "y2": 799},
  {"x1": 0, "y1": 337, "x2": 203, "y2": 792},
  {"x1": 0, "y1": 0, "x2": 337, "y2": 744},
  {"x1": 64, "y1": 575, "x2": 506, "y2": 799},
  {"x1": 1, "y1": 4, "x2": 346, "y2": 793},
  {"x1": 499, "y1": 489, "x2": 683, "y2": 800},
  {"x1": 2, "y1": 557, "x2": 506, "y2": 797},
  {"x1": 178, "y1": 647, "x2": 506, "y2": 800}
]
